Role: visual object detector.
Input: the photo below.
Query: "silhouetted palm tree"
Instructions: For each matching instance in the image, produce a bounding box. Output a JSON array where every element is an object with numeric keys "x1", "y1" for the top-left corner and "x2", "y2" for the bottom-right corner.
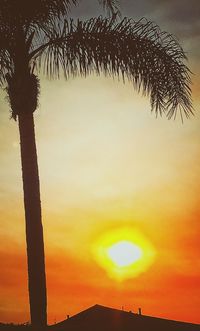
[{"x1": 0, "y1": 0, "x2": 192, "y2": 328}]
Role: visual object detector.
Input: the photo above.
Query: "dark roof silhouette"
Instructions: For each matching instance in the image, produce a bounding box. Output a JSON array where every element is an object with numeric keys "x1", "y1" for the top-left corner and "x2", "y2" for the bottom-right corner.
[{"x1": 52, "y1": 304, "x2": 200, "y2": 331}]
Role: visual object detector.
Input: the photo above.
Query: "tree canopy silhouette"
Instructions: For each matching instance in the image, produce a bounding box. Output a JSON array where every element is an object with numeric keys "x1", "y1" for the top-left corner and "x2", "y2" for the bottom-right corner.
[{"x1": 0, "y1": 0, "x2": 193, "y2": 328}]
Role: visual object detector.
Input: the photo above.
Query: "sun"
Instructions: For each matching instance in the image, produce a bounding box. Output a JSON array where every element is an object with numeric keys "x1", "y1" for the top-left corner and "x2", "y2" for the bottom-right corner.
[
  {"x1": 107, "y1": 241, "x2": 142, "y2": 267},
  {"x1": 92, "y1": 227, "x2": 156, "y2": 280}
]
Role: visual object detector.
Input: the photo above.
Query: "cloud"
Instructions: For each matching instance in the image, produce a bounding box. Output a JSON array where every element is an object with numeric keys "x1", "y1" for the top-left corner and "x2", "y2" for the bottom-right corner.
[
  {"x1": 150, "y1": 0, "x2": 200, "y2": 23},
  {"x1": 152, "y1": 0, "x2": 200, "y2": 44},
  {"x1": 120, "y1": 0, "x2": 200, "y2": 57}
]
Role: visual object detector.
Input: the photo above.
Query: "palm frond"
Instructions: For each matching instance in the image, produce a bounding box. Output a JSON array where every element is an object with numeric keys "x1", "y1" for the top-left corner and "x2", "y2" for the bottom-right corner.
[
  {"x1": 0, "y1": 0, "x2": 77, "y2": 27},
  {"x1": 98, "y1": 0, "x2": 121, "y2": 18},
  {"x1": 0, "y1": 50, "x2": 12, "y2": 86},
  {"x1": 32, "y1": 17, "x2": 192, "y2": 119}
]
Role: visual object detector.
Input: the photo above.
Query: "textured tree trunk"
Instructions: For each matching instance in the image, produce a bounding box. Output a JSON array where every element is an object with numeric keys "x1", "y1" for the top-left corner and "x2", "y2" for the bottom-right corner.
[{"x1": 18, "y1": 112, "x2": 47, "y2": 328}]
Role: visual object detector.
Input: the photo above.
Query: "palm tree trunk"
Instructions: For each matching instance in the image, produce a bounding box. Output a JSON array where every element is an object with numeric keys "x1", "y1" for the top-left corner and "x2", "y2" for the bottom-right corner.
[{"x1": 18, "y1": 112, "x2": 47, "y2": 328}]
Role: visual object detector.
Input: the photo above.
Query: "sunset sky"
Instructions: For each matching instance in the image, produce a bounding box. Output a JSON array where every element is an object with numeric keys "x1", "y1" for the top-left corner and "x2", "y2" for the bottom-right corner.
[{"x1": 0, "y1": 0, "x2": 200, "y2": 326}]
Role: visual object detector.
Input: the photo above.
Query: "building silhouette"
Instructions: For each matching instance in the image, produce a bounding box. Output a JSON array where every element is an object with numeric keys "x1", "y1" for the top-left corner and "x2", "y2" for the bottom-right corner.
[{"x1": 52, "y1": 304, "x2": 200, "y2": 331}]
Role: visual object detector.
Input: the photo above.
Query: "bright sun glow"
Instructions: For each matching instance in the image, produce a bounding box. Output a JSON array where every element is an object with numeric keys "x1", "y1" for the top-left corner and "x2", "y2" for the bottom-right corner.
[
  {"x1": 92, "y1": 227, "x2": 156, "y2": 280},
  {"x1": 108, "y1": 241, "x2": 142, "y2": 267}
]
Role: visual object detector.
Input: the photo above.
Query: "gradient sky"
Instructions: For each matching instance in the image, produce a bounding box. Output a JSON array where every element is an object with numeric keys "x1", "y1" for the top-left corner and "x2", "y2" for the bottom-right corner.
[{"x1": 0, "y1": 0, "x2": 200, "y2": 326}]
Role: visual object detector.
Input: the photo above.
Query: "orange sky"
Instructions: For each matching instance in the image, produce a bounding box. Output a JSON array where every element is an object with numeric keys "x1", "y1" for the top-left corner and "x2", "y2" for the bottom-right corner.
[
  {"x1": 0, "y1": 0, "x2": 200, "y2": 326},
  {"x1": 0, "y1": 73, "x2": 200, "y2": 325}
]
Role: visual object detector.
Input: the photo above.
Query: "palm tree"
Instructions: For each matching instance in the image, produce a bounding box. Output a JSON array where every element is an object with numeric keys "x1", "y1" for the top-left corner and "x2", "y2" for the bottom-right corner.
[{"x1": 0, "y1": 0, "x2": 192, "y2": 328}]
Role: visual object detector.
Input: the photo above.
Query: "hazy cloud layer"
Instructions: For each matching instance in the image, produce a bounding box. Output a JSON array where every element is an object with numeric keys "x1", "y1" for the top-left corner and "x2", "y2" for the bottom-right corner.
[{"x1": 121, "y1": 0, "x2": 200, "y2": 57}]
